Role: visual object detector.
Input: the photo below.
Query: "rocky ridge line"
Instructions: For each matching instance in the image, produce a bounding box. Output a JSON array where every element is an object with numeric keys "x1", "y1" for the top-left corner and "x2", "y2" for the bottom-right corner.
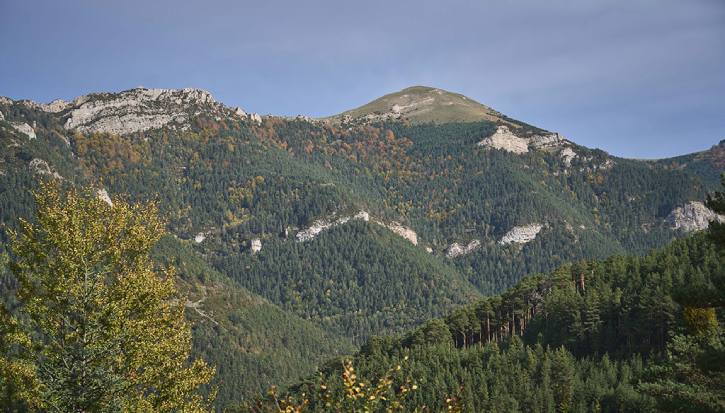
[{"x1": 1, "y1": 87, "x2": 264, "y2": 136}]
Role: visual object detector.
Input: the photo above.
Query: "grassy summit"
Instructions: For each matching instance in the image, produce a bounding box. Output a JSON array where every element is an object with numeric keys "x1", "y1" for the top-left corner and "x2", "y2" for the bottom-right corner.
[{"x1": 328, "y1": 85, "x2": 513, "y2": 125}]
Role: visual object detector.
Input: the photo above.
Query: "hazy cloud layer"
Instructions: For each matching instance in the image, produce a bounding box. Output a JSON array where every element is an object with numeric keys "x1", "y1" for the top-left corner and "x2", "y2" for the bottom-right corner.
[{"x1": 1, "y1": 0, "x2": 723, "y2": 158}]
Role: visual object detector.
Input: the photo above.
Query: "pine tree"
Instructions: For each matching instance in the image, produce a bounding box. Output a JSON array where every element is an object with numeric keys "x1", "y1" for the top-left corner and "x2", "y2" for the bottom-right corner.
[
  {"x1": 5, "y1": 183, "x2": 215, "y2": 411},
  {"x1": 550, "y1": 347, "x2": 574, "y2": 413}
]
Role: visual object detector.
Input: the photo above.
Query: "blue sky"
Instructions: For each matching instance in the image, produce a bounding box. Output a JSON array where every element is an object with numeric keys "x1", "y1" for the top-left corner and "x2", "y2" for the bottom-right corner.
[{"x1": 1, "y1": 0, "x2": 723, "y2": 158}]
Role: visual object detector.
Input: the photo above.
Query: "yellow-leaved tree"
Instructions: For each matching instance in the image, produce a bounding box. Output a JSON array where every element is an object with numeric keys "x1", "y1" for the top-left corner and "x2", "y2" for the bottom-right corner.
[{"x1": 4, "y1": 183, "x2": 214, "y2": 412}]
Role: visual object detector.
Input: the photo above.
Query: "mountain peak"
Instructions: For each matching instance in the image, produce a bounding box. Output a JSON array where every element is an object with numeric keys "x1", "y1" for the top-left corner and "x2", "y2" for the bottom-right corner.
[{"x1": 328, "y1": 85, "x2": 509, "y2": 125}]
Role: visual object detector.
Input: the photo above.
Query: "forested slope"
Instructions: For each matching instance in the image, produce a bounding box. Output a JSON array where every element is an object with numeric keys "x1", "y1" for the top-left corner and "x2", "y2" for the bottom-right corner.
[
  {"x1": 152, "y1": 237, "x2": 353, "y2": 408},
  {"x1": 280, "y1": 233, "x2": 724, "y2": 412}
]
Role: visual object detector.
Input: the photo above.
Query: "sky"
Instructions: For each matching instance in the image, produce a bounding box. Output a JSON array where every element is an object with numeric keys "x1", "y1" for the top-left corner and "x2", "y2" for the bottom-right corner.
[{"x1": 1, "y1": 0, "x2": 723, "y2": 159}]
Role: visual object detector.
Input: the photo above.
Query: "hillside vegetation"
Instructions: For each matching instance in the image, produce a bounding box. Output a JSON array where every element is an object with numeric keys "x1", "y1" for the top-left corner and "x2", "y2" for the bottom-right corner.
[{"x1": 0, "y1": 86, "x2": 723, "y2": 409}]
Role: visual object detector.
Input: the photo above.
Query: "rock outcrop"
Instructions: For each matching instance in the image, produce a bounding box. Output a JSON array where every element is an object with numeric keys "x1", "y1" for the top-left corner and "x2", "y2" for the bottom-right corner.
[
  {"x1": 63, "y1": 88, "x2": 216, "y2": 134},
  {"x1": 250, "y1": 238, "x2": 262, "y2": 254},
  {"x1": 296, "y1": 210, "x2": 418, "y2": 245},
  {"x1": 97, "y1": 188, "x2": 113, "y2": 206},
  {"x1": 234, "y1": 107, "x2": 247, "y2": 118},
  {"x1": 296, "y1": 211, "x2": 370, "y2": 242},
  {"x1": 11, "y1": 122, "x2": 36, "y2": 139},
  {"x1": 58, "y1": 87, "x2": 250, "y2": 135},
  {"x1": 446, "y1": 240, "x2": 481, "y2": 258},
  {"x1": 43, "y1": 99, "x2": 70, "y2": 113},
  {"x1": 477, "y1": 126, "x2": 576, "y2": 164},
  {"x1": 29, "y1": 158, "x2": 62, "y2": 179},
  {"x1": 528, "y1": 132, "x2": 568, "y2": 150},
  {"x1": 249, "y1": 113, "x2": 262, "y2": 124},
  {"x1": 560, "y1": 147, "x2": 577, "y2": 167},
  {"x1": 379, "y1": 221, "x2": 418, "y2": 245},
  {"x1": 477, "y1": 126, "x2": 529, "y2": 154},
  {"x1": 666, "y1": 201, "x2": 724, "y2": 232},
  {"x1": 499, "y1": 224, "x2": 543, "y2": 245}
]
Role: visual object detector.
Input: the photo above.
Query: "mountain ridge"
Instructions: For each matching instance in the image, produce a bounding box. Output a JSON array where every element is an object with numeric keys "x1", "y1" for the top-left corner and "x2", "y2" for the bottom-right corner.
[{"x1": 3, "y1": 85, "x2": 722, "y2": 162}]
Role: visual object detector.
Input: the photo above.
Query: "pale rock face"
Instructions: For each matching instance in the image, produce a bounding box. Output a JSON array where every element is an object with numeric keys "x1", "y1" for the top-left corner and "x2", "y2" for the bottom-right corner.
[
  {"x1": 194, "y1": 233, "x2": 207, "y2": 243},
  {"x1": 382, "y1": 221, "x2": 418, "y2": 245},
  {"x1": 251, "y1": 238, "x2": 262, "y2": 254},
  {"x1": 15, "y1": 99, "x2": 69, "y2": 113},
  {"x1": 354, "y1": 210, "x2": 371, "y2": 222},
  {"x1": 296, "y1": 210, "x2": 371, "y2": 242},
  {"x1": 477, "y1": 126, "x2": 529, "y2": 154},
  {"x1": 446, "y1": 240, "x2": 481, "y2": 258},
  {"x1": 11, "y1": 122, "x2": 36, "y2": 139},
  {"x1": 71, "y1": 112, "x2": 181, "y2": 135},
  {"x1": 29, "y1": 158, "x2": 62, "y2": 179},
  {"x1": 0, "y1": 97, "x2": 12, "y2": 105},
  {"x1": 478, "y1": 127, "x2": 577, "y2": 165},
  {"x1": 425, "y1": 246, "x2": 433, "y2": 253},
  {"x1": 560, "y1": 147, "x2": 577, "y2": 167},
  {"x1": 528, "y1": 132, "x2": 567, "y2": 150},
  {"x1": 0, "y1": 110, "x2": 4, "y2": 121},
  {"x1": 234, "y1": 107, "x2": 248, "y2": 118},
  {"x1": 296, "y1": 217, "x2": 339, "y2": 242},
  {"x1": 296, "y1": 210, "x2": 418, "y2": 245},
  {"x1": 43, "y1": 99, "x2": 70, "y2": 113},
  {"x1": 97, "y1": 189, "x2": 113, "y2": 206},
  {"x1": 63, "y1": 87, "x2": 225, "y2": 134},
  {"x1": 249, "y1": 113, "x2": 262, "y2": 124},
  {"x1": 499, "y1": 224, "x2": 543, "y2": 245},
  {"x1": 666, "y1": 201, "x2": 724, "y2": 232}
]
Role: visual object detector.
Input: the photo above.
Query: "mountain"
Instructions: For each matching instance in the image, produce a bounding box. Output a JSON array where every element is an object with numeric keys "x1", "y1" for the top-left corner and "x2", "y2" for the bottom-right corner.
[
  {"x1": 327, "y1": 85, "x2": 518, "y2": 125},
  {"x1": 1, "y1": 85, "x2": 723, "y2": 408}
]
